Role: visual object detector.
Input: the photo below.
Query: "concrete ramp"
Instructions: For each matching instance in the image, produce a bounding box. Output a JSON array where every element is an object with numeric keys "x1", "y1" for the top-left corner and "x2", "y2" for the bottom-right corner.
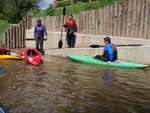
[
  {"x1": 26, "y1": 29, "x2": 150, "y2": 49},
  {"x1": 25, "y1": 29, "x2": 150, "y2": 64}
]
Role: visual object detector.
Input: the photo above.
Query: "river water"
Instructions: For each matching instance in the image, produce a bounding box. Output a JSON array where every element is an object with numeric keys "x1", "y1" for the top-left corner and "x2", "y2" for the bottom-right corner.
[{"x1": 0, "y1": 56, "x2": 150, "y2": 113}]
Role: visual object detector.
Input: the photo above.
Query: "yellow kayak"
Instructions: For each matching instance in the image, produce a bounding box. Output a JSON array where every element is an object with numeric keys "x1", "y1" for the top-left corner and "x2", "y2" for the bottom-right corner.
[{"x1": 0, "y1": 55, "x2": 23, "y2": 60}]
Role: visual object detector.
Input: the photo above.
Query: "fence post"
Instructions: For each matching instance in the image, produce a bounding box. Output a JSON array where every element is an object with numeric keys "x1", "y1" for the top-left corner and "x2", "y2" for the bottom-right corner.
[
  {"x1": 4, "y1": 32, "x2": 7, "y2": 48},
  {"x1": 22, "y1": 19, "x2": 26, "y2": 48}
]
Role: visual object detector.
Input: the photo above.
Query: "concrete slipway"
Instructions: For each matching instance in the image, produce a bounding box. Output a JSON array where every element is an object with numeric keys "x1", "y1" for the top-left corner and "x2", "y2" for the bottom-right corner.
[{"x1": 26, "y1": 29, "x2": 150, "y2": 65}]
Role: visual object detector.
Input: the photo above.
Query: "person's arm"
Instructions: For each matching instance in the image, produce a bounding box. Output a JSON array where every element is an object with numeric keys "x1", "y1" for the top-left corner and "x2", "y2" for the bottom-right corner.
[
  {"x1": 70, "y1": 20, "x2": 77, "y2": 34},
  {"x1": 63, "y1": 21, "x2": 68, "y2": 32},
  {"x1": 102, "y1": 46, "x2": 107, "y2": 56},
  {"x1": 44, "y1": 26, "x2": 48, "y2": 39},
  {"x1": 44, "y1": 26, "x2": 47, "y2": 36},
  {"x1": 63, "y1": 20, "x2": 67, "y2": 33},
  {"x1": 112, "y1": 44, "x2": 118, "y2": 60},
  {"x1": 34, "y1": 26, "x2": 36, "y2": 39},
  {"x1": 74, "y1": 24, "x2": 78, "y2": 33}
]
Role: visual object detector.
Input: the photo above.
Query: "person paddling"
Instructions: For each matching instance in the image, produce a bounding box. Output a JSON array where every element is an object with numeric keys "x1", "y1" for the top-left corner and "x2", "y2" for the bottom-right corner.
[
  {"x1": 95, "y1": 37, "x2": 118, "y2": 62},
  {"x1": 34, "y1": 19, "x2": 48, "y2": 55},
  {"x1": 63, "y1": 14, "x2": 77, "y2": 48}
]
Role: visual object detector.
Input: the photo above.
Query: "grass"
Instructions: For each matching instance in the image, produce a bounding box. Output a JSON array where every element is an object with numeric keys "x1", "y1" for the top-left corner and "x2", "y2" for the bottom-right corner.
[
  {"x1": 35, "y1": 0, "x2": 122, "y2": 17},
  {"x1": 0, "y1": 20, "x2": 9, "y2": 36},
  {"x1": 0, "y1": 20, "x2": 9, "y2": 44}
]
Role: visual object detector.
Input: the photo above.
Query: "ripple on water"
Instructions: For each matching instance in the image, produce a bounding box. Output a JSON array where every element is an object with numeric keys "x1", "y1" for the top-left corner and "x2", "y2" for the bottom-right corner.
[{"x1": 0, "y1": 57, "x2": 150, "y2": 113}]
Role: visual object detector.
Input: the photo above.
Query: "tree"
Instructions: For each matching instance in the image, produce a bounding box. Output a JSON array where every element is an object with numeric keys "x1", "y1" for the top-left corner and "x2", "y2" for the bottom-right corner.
[
  {"x1": 47, "y1": 5, "x2": 55, "y2": 16},
  {"x1": 0, "y1": 0, "x2": 5, "y2": 15},
  {"x1": 2, "y1": 0, "x2": 39, "y2": 23}
]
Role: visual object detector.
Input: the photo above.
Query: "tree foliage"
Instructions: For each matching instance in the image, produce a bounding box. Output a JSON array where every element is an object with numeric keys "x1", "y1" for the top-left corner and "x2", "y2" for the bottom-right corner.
[
  {"x1": 1, "y1": 0, "x2": 39, "y2": 23},
  {"x1": 55, "y1": 0, "x2": 96, "y2": 7},
  {"x1": 47, "y1": 5, "x2": 55, "y2": 16},
  {"x1": 0, "y1": 0, "x2": 4, "y2": 13},
  {"x1": 45, "y1": 0, "x2": 119, "y2": 16}
]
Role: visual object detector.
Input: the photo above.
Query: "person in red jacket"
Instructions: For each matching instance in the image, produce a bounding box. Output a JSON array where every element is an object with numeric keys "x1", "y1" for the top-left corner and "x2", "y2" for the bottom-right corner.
[{"x1": 63, "y1": 14, "x2": 77, "y2": 48}]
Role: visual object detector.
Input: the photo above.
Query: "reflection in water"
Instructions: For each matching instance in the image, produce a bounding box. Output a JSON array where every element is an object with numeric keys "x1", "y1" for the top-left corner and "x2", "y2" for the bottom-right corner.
[
  {"x1": 0, "y1": 65, "x2": 3, "y2": 77},
  {"x1": 103, "y1": 69, "x2": 113, "y2": 90},
  {"x1": 0, "y1": 57, "x2": 150, "y2": 113}
]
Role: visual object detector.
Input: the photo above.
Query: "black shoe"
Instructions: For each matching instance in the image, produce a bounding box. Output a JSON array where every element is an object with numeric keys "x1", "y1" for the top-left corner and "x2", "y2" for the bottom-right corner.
[
  {"x1": 39, "y1": 50, "x2": 44, "y2": 55},
  {"x1": 41, "y1": 50, "x2": 44, "y2": 55}
]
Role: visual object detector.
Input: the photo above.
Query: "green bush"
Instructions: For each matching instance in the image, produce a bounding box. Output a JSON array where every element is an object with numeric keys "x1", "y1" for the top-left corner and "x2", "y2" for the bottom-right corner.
[
  {"x1": 0, "y1": 20, "x2": 9, "y2": 38},
  {"x1": 0, "y1": 0, "x2": 39, "y2": 23},
  {"x1": 57, "y1": 0, "x2": 71, "y2": 7},
  {"x1": 36, "y1": 0, "x2": 121, "y2": 17},
  {"x1": 47, "y1": 5, "x2": 55, "y2": 16}
]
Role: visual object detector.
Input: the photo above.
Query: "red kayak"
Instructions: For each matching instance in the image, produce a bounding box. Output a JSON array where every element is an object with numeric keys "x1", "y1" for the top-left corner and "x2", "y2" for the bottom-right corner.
[{"x1": 24, "y1": 48, "x2": 42, "y2": 66}]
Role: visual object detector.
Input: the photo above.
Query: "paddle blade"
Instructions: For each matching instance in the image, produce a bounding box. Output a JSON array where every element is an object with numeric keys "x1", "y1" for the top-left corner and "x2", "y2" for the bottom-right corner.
[
  {"x1": 58, "y1": 39, "x2": 63, "y2": 49},
  {"x1": 90, "y1": 44, "x2": 100, "y2": 48}
]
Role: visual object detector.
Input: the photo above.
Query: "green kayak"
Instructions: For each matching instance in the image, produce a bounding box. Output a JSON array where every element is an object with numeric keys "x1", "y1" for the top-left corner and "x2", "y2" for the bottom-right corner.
[{"x1": 68, "y1": 54, "x2": 148, "y2": 69}]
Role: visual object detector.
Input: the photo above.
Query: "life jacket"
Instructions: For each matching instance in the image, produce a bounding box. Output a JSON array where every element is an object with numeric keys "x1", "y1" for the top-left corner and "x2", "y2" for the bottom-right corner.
[
  {"x1": 34, "y1": 24, "x2": 46, "y2": 38},
  {"x1": 103, "y1": 43, "x2": 118, "y2": 62},
  {"x1": 112, "y1": 44, "x2": 118, "y2": 61},
  {"x1": 65, "y1": 18, "x2": 76, "y2": 28}
]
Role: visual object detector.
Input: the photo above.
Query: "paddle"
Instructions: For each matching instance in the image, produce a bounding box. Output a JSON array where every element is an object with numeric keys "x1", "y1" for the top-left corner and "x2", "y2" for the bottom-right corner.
[
  {"x1": 58, "y1": 7, "x2": 66, "y2": 49},
  {"x1": 90, "y1": 44, "x2": 142, "y2": 48}
]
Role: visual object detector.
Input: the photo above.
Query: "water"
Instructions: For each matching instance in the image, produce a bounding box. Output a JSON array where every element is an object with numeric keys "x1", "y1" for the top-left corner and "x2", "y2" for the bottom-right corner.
[{"x1": 0, "y1": 56, "x2": 150, "y2": 113}]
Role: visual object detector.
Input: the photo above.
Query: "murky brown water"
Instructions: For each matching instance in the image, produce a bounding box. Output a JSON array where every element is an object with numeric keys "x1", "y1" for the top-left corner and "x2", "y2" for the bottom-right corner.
[{"x1": 0, "y1": 56, "x2": 150, "y2": 113}]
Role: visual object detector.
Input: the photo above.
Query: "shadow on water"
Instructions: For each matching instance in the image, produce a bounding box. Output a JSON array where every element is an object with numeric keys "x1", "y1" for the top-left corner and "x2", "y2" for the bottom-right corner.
[
  {"x1": 103, "y1": 69, "x2": 113, "y2": 90},
  {"x1": 0, "y1": 65, "x2": 3, "y2": 78},
  {"x1": 0, "y1": 56, "x2": 150, "y2": 113}
]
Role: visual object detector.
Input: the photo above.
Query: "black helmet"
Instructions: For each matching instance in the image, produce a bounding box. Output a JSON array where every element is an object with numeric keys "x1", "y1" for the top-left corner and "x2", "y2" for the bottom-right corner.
[
  {"x1": 37, "y1": 19, "x2": 41, "y2": 23},
  {"x1": 104, "y1": 36, "x2": 111, "y2": 43}
]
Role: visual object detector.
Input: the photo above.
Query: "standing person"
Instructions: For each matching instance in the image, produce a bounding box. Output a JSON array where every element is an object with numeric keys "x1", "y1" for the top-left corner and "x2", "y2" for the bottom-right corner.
[
  {"x1": 63, "y1": 14, "x2": 77, "y2": 48},
  {"x1": 95, "y1": 37, "x2": 118, "y2": 62},
  {"x1": 34, "y1": 19, "x2": 47, "y2": 55}
]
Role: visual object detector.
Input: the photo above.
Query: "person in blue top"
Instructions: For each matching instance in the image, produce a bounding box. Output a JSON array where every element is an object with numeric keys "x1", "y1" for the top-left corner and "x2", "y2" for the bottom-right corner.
[
  {"x1": 95, "y1": 37, "x2": 118, "y2": 62},
  {"x1": 34, "y1": 19, "x2": 47, "y2": 55}
]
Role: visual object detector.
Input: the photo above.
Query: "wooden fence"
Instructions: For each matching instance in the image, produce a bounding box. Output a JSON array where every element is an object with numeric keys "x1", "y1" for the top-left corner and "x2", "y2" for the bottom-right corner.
[
  {"x1": 2, "y1": 16, "x2": 32, "y2": 49},
  {"x1": 32, "y1": 0, "x2": 150, "y2": 39}
]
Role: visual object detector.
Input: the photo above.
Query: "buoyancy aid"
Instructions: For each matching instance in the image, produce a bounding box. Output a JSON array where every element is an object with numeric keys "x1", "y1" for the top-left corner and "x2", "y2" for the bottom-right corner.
[
  {"x1": 65, "y1": 18, "x2": 76, "y2": 27},
  {"x1": 103, "y1": 43, "x2": 118, "y2": 61}
]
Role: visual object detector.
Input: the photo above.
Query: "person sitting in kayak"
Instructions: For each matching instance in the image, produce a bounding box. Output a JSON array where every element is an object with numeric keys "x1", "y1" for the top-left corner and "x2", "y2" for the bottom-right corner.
[
  {"x1": 95, "y1": 37, "x2": 118, "y2": 62},
  {"x1": 0, "y1": 48, "x2": 10, "y2": 55}
]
